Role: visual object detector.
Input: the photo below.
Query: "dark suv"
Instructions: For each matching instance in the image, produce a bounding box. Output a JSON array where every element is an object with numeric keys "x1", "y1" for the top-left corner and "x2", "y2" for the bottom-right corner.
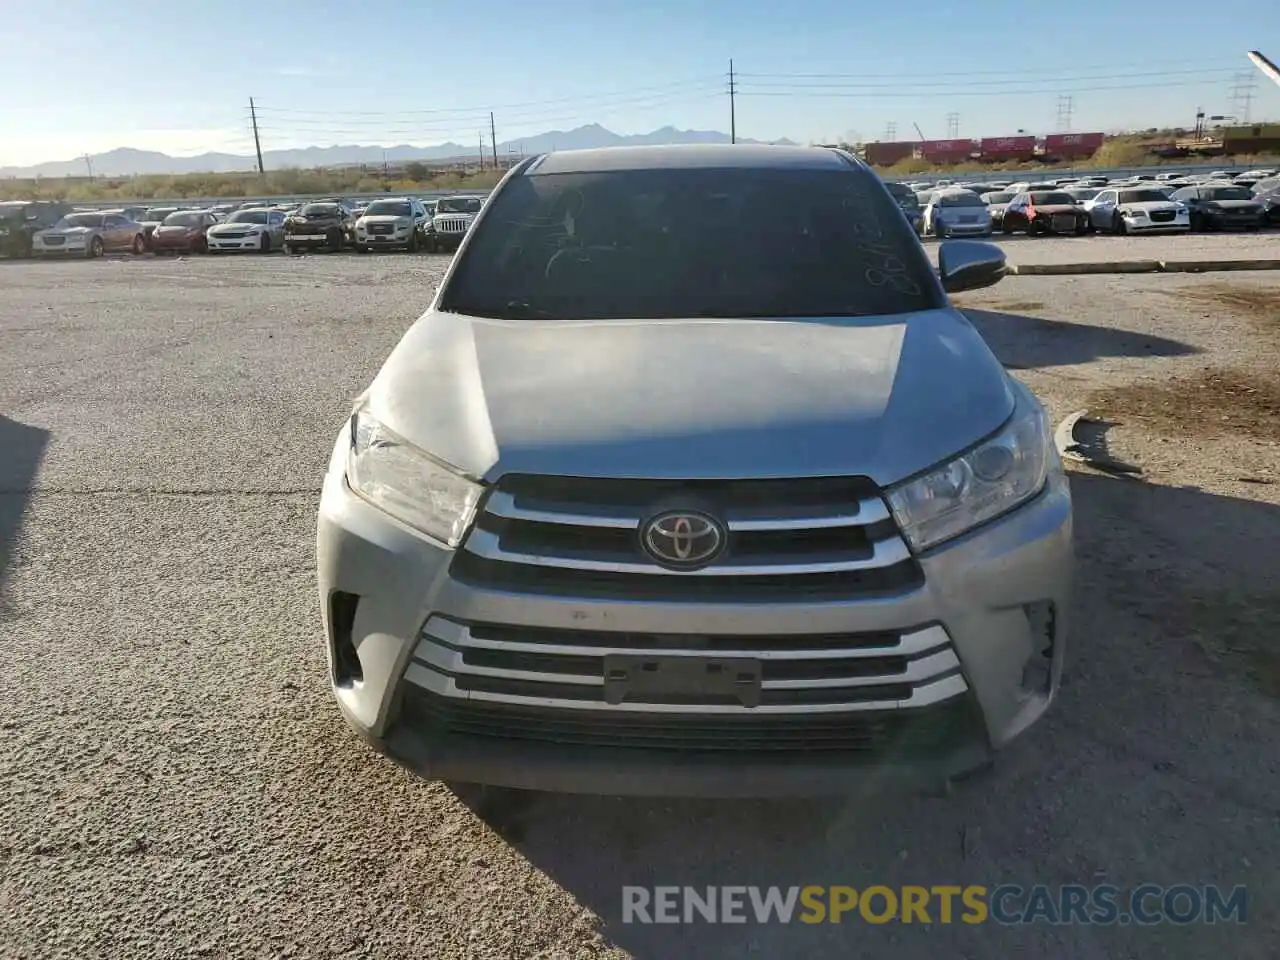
[
  {"x1": 0, "y1": 201, "x2": 74, "y2": 258},
  {"x1": 284, "y1": 199, "x2": 356, "y2": 253}
]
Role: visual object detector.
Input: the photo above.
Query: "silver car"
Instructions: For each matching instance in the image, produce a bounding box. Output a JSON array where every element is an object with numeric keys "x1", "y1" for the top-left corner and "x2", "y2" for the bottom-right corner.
[
  {"x1": 206, "y1": 208, "x2": 286, "y2": 253},
  {"x1": 923, "y1": 189, "x2": 994, "y2": 238},
  {"x1": 316, "y1": 145, "x2": 1073, "y2": 798},
  {"x1": 32, "y1": 211, "x2": 146, "y2": 258}
]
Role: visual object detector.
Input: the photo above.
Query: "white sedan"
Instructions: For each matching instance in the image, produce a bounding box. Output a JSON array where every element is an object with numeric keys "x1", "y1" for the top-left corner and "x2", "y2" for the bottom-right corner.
[
  {"x1": 206, "y1": 208, "x2": 287, "y2": 253},
  {"x1": 1085, "y1": 187, "x2": 1190, "y2": 234}
]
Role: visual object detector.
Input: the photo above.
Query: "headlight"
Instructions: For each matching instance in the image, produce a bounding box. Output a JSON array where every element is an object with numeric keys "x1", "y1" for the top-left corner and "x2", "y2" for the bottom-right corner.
[
  {"x1": 886, "y1": 403, "x2": 1052, "y2": 552},
  {"x1": 346, "y1": 410, "x2": 483, "y2": 547},
  {"x1": 1123, "y1": 208, "x2": 1146, "y2": 217}
]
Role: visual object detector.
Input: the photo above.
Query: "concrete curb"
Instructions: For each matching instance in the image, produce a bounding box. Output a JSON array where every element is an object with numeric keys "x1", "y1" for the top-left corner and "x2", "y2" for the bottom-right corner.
[
  {"x1": 1010, "y1": 259, "x2": 1280, "y2": 276},
  {"x1": 1159, "y1": 259, "x2": 1280, "y2": 273}
]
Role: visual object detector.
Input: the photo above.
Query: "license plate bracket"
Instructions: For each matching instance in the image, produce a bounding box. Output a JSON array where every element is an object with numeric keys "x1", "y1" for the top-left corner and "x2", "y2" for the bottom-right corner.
[{"x1": 602, "y1": 655, "x2": 762, "y2": 708}]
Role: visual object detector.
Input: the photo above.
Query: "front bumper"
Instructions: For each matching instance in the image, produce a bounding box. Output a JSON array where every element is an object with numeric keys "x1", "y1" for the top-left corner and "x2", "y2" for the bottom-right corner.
[
  {"x1": 357, "y1": 232, "x2": 414, "y2": 249},
  {"x1": 316, "y1": 428, "x2": 1073, "y2": 797},
  {"x1": 1124, "y1": 214, "x2": 1191, "y2": 232},
  {"x1": 428, "y1": 231, "x2": 466, "y2": 249},
  {"x1": 936, "y1": 221, "x2": 992, "y2": 237},
  {"x1": 34, "y1": 242, "x2": 87, "y2": 256},
  {"x1": 207, "y1": 235, "x2": 265, "y2": 251},
  {"x1": 1202, "y1": 212, "x2": 1262, "y2": 229}
]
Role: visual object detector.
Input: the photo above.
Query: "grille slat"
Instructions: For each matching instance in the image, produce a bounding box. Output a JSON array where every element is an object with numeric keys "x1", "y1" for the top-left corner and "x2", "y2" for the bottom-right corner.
[
  {"x1": 406, "y1": 617, "x2": 967, "y2": 714},
  {"x1": 453, "y1": 474, "x2": 922, "y2": 602},
  {"x1": 400, "y1": 685, "x2": 983, "y2": 753}
]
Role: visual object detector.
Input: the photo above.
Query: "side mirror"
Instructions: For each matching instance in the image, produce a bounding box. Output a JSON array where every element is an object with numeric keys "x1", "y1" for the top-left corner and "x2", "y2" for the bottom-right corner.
[{"x1": 938, "y1": 240, "x2": 1007, "y2": 294}]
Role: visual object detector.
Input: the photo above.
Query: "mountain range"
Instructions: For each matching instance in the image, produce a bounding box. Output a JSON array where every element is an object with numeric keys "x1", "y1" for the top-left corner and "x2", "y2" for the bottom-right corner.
[{"x1": 0, "y1": 124, "x2": 798, "y2": 179}]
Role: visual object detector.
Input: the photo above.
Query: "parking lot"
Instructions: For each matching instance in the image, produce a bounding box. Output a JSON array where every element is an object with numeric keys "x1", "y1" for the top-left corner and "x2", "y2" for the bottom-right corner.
[{"x1": 1, "y1": 235, "x2": 1278, "y2": 958}]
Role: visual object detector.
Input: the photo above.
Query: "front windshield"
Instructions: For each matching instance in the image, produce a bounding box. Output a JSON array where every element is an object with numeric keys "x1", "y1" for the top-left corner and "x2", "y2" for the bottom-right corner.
[
  {"x1": 1118, "y1": 189, "x2": 1171, "y2": 203},
  {"x1": 1030, "y1": 192, "x2": 1077, "y2": 205},
  {"x1": 300, "y1": 203, "x2": 341, "y2": 216},
  {"x1": 163, "y1": 212, "x2": 205, "y2": 227},
  {"x1": 937, "y1": 192, "x2": 985, "y2": 207},
  {"x1": 1202, "y1": 187, "x2": 1253, "y2": 201},
  {"x1": 56, "y1": 214, "x2": 104, "y2": 228},
  {"x1": 227, "y1": 210, "x2": 269, "y2": 224},
  {"x1": 439, "y1": 167, "x2": 942, "y2": 321},
  {"x1": 364, "y1": 201, "x2": 412, "y2": 217},
  {"x1": 144, "y1": 209, "x2": 176, "y2": 221},
  {"x1": 1066, "y1": 188, "x2": 1101, "y2": 201},
  {"x1": 985, "y1": 192, "x2": 1015, "y2": 203},
  {"x1": 436, "y1": 197, "x2": 483, "y2": 214}
]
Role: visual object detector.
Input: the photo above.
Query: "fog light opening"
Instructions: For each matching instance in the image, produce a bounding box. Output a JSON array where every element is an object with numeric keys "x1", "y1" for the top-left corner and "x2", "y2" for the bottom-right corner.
[
  {"x1": 1020, "y1": 600, "x2": 1056, "y2": 695},
  {"x1": 329, "y1": 590, "x2": 364, "y2": 687}
]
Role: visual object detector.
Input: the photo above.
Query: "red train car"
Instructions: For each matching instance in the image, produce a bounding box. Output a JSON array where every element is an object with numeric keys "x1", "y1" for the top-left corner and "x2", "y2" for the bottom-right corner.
[
  {"x1": 1043, "y1": 132, "x2": 1105, "y2": 160},
  {"x1": 862, "y1": 141, "x2": 916, "y2": 166},
  {"x1": 979, "y1": 135, "x2": 1037, "y2": 161},
  {"x1": 920, "y1": 139, "x2": 977, "y2": 164}
]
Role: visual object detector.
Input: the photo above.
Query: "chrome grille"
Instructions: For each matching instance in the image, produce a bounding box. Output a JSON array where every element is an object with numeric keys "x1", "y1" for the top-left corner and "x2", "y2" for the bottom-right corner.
[
  {"x1": 42, "y1": 236, "x2": 66, "y2": 245},
  {"x1": 368, "y1": 223, "x2": 394, "y2": 235},
  {"x1": 404, "y1": 616, "x2": 969, "y2": 720},
  {"x1": 435, "y1": 217, "x2": 469, "y2": 233},
  {"x1": 1149, "y1": 210, "x2": 1175, "y2": 223},
  {"x1": 450, "y1": 475, "x2": 923, "y2": 602}
]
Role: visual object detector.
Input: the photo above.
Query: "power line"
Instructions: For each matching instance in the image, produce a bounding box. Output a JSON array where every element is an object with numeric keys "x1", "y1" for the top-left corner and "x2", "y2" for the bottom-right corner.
[
  {"x1": 253, "y1": 76, "x2": 723, "y2": 118},
  {"x1": 735, "y1": 68, "x2": 1241, "y2": 92},
  {"x1": 735, "y1": 78, "x2": 1236, "y2": 99},
  {"x1": 735, "y1": 61, "x2": 1245, "y2": 81},
  {"x1": 945, "y1": 112, "x2": 960, "y2": 137}
]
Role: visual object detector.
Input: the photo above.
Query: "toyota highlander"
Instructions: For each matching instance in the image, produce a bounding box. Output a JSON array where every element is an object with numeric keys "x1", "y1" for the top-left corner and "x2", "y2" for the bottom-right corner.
[{"x1": 316, "y1": 144, "x2": 1074, "y2": 798}]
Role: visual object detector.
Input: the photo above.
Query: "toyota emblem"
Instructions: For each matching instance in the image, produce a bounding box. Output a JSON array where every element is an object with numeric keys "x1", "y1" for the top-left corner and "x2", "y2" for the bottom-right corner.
[{"x1": 641, "y1": 510, "x2": 726, "y2": 570}]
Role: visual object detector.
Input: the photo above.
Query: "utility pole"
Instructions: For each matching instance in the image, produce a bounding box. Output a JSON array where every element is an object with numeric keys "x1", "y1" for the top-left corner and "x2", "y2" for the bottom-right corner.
[
  {"x1": 478, "y1": 132, "x2": 485, "y2": 170},
  {"x1": 489, "y1": 112, "x2": 498, "y2": 168},
  {"x1": 83, "y1": 154, "x2": 94, "y2": 180},
  {"x1": 728, "y1": 59, "x2": 737, "y2": 144},
  {"x1": 249, "y1": 97, "x2": 265, "y2": 174},
  {"x1": 945, "y1": 112, "x2": 960, "y2": 138}
]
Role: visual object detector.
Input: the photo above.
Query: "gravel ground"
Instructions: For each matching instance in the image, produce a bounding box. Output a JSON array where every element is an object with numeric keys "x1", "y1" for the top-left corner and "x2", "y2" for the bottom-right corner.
[{"x1": 1, "y1": 242, "x2": 1278, "y2": 959}]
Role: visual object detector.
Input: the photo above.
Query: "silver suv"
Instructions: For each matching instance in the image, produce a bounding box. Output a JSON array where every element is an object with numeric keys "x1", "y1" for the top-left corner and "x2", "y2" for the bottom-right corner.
[{"x1": 316, "y1": 144, "x2": 1073, "y2": 797}]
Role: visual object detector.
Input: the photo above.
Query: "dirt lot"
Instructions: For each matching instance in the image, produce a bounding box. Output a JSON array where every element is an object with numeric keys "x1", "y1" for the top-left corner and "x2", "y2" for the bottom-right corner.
[{"x1": 1, "y1": 241, "x2": 1278, "y2": 959}]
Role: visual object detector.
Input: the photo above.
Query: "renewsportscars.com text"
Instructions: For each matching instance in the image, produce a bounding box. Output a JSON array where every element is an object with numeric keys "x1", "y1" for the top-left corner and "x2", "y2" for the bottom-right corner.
[{"x1": 622, "y1": 884, "x2": 1247, "y2": 926}]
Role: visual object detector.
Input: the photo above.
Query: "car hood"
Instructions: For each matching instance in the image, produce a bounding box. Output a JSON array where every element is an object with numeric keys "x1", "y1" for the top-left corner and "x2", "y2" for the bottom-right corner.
[
  {"x1": 1121, "y1": 200, "x2": 1178, "y2": 212},
  {"x1": 208, "y1": 222, "x2": 261, "y2": 233},
  {"x1": 362, "y1": 309, "x2": 1015, "y2": 488},
  {"x1": 433, "y1": 211, "x2": 477, "y2": 220},
  {"x1": 40, "y1": 227, "x2": 91, "y2": 236},
  {"x1": 155, "y1": 224, "x2": 197, "y2": 234},
  {"x1": 1030, "y1": 204, "x2": 1082, "y2": 214},
  {"x1": 359, "y1": 215, "x2": 409, "y2": 225}
]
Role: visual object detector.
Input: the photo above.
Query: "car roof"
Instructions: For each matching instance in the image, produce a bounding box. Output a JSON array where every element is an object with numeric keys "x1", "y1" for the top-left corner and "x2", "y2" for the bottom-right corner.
[{"x1": 525, "y1": 143, "x2": 852, "y2": 175}]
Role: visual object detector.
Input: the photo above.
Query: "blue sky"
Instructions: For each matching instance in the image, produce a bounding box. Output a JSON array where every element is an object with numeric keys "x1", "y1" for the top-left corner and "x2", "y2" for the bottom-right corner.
[{"x1": 4, "y1": 0, "x2": 1280, "y2": 165}]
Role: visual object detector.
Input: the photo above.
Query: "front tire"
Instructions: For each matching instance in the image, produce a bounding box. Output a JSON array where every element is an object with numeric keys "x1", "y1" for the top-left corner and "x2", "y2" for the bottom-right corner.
[
  {"x1": 406, "y1": 232, "x2": 419, "y2": 253},
  {"x1": 328, "y1": 231, "x2": 344, "y2": 253},
  {"x1": 260, "y1": 234, "x2": 271, "y2": 254},
  {"x1": 88, "y1": 236, "x2": 104, "y2": 258},
  {"x1": 355, "y1": 243, "x2": 368, "y2": 254},
  {"x1": 132, "y1": 235, "x2": 146, "y2": 254}
]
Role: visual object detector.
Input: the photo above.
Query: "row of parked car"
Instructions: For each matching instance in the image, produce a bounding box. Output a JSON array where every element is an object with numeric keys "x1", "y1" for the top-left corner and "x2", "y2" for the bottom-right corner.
[
  {"x1": 885, "y1": 167, "x2": 1280, "y2": 238},
  {"x1": 0, "y1": 194, "x2": 487, "y2": 259}
]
